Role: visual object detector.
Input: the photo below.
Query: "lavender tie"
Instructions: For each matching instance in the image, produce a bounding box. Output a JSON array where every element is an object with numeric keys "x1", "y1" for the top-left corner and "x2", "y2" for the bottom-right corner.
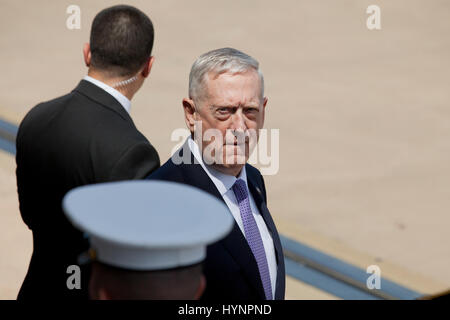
[{"x1": 232, "y1": 179, "x2": 273, "y2": 300}]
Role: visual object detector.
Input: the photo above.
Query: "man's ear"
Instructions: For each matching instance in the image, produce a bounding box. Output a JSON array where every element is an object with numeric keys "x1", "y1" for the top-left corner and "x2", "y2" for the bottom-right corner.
[
  {"x1": 97, "y1": 287, "x2": 111, "y2": 300},
  {"x1": 183, "y1": 98, "x2": 197, "y2": 134},
  {"x1": 194, "y1": 275, "x2": 206, "y2": 300},
  {"x1": 83, "y1": 43, "x2": 91, "y2": 67},
  {"x1": 141, "y1": 56, "x2": 155, "y2": 78},
  {"x1": 261, "y1": 96, "x2": 268, "y2": 127}
]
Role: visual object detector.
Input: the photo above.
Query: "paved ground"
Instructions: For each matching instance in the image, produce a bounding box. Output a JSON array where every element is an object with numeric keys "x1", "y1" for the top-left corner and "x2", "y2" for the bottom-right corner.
[{"x1": 1, "y1": 0, "x2": 449, "y2": 299}]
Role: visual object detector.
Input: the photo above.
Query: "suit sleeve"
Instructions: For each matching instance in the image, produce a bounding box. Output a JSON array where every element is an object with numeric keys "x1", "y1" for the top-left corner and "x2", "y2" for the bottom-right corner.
[{"x1": 109, "y1": 141, "x2": 160, "y2": 181}]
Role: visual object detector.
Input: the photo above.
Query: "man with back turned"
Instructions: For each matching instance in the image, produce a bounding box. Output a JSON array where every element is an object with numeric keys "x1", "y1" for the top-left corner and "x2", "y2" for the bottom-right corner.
[{"x1": 15, "y1": 5, "x2": 160, "y2": 300}]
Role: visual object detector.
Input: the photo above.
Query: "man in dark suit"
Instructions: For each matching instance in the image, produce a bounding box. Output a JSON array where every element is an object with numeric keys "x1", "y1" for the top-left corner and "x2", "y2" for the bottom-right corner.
[
  {"x1": 15, "y1": 5, "x2": 160, "y2": 300},
  {"x1": 148, "y1": 48, "x2": 285, "y2": 300}
]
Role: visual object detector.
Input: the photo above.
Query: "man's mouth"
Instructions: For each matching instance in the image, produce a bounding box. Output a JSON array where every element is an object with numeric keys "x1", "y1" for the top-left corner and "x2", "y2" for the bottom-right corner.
[{"x1": 224, "y1": 142, "x2": 247, "y2": 146}]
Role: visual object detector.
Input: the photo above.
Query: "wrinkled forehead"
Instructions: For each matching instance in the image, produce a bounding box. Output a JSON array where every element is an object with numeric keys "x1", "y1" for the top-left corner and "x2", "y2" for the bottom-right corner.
[{"x1": 201, "y1": 69, "x2": 264, "y2": 103}]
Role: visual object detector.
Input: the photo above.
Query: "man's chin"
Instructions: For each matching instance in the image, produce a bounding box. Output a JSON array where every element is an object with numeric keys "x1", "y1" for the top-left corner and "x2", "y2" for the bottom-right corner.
[
  {"x1": 223, "y1": 155, "x2": 247, "y2": 166},
  {"x1": 211, "y1": 163, "x2": 245, "y2": 177}
]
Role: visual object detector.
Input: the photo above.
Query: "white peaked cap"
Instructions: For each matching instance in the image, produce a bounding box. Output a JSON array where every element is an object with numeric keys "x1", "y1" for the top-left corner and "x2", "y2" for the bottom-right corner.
[{"x1": 62, "y1": 180, "x2": 234, "y2": 271}]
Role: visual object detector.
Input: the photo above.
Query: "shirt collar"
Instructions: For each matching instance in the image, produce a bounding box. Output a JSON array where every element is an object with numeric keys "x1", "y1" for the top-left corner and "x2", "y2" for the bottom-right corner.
[
  {"x1": 187, "y1": 136, "x2": 248, "y2": 196},
  {"x1": 83, "y1": 75, "x2": 131, "y2": 114}
]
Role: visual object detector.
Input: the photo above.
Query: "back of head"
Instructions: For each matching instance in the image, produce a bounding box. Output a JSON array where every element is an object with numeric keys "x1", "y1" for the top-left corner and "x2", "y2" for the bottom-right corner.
[
  {"x1": 89, "y1": 261, "x2": 204, "y2": 300},
  {"x1": 90, "y1": 5, "x2": 154, "y2": 77}
]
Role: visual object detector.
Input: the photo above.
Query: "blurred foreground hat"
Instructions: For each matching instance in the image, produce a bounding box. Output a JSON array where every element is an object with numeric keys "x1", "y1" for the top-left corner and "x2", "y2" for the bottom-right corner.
[{"x1": 62, "y1": 181, "x2": 233, "y2": 270}]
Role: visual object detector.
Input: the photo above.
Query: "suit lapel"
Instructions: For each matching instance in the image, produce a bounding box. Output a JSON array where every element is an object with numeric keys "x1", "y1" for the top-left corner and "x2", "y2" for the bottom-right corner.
[
  {"x1": 178, "y1": 148, "x2": 266, "y2": 299},
  {"x1": 246, "y1": 167, "x2": 285, "y2": 300}
]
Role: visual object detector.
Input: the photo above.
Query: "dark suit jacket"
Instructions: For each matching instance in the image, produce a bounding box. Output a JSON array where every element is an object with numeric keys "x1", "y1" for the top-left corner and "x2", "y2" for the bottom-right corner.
[
  {"x1": 15, "y1": 80, "x2": 160, "y2": 300},
  {"x1": 147, "y1": 143, "x2": 285, "y2": 300}
]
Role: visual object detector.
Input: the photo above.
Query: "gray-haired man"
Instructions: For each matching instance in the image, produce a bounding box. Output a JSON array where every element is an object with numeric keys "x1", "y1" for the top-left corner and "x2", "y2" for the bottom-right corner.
[{"x1": 148, "y1": 48, "x2": 285, "y2": 300}]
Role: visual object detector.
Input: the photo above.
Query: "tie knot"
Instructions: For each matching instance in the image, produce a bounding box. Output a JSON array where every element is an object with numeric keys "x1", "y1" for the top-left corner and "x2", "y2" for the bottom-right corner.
[{"x1": 232, "y1": 179, "x2": 248, "y2": 202}]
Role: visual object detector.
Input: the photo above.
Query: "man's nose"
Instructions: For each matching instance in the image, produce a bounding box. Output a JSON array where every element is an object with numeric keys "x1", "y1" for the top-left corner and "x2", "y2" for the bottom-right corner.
[
  {"x1": 230, "y1": 110, "x2": 246, "y2": 131},
  {"x1": 227, "y1": 111, "x2": 247, "y2": 144}
]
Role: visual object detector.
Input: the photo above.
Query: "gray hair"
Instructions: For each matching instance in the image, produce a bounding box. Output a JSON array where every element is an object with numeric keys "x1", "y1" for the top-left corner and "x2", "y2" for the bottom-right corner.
[{"x1": 188, "y1": 47, "x2": 264, "y2": 102}]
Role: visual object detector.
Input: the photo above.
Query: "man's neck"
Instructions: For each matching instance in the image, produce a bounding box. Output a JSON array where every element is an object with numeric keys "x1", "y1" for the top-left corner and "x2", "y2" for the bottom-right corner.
[{"x1": 87, "y1": 70, "x2": 136, "y2": 100}]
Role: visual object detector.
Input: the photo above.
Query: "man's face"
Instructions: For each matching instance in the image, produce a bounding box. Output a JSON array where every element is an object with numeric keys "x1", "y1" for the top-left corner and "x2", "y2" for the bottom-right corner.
[{"x1": 189, "y1": 70, "x2": 267, "y2": 176}]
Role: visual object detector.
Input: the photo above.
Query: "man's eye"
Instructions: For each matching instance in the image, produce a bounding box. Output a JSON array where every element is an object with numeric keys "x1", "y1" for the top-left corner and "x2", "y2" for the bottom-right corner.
[
  {"x1": 246, "y1": 108, "x2": 258, "y2": 114},
  {"x1": 217, "y1": 108, "x2": 230, "y2": 113}
]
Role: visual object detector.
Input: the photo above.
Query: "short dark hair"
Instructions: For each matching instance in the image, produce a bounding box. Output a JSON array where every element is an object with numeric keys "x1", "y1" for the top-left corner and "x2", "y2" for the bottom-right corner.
[{"x1": 89, "y1": 5, "x2": 154, "y2": 77}]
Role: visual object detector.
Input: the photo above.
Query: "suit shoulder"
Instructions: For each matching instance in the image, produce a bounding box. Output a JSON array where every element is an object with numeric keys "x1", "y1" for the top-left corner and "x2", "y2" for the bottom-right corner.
[
  {"x1": 19, "y1": 92, "x2": 73, "y2": 124},
  {"x1": 17, "y1": 92, "x2": 75, "y2": 140}
]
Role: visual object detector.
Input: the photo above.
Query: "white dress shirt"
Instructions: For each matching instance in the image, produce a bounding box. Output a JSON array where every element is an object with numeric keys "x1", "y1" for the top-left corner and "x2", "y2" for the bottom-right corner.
[
  {"x1": 188, "y1": 137, "x2": 277, "y2": 298},
  {"x1": 83, "y1": 75, "x2": 131, "y2": 114}
]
